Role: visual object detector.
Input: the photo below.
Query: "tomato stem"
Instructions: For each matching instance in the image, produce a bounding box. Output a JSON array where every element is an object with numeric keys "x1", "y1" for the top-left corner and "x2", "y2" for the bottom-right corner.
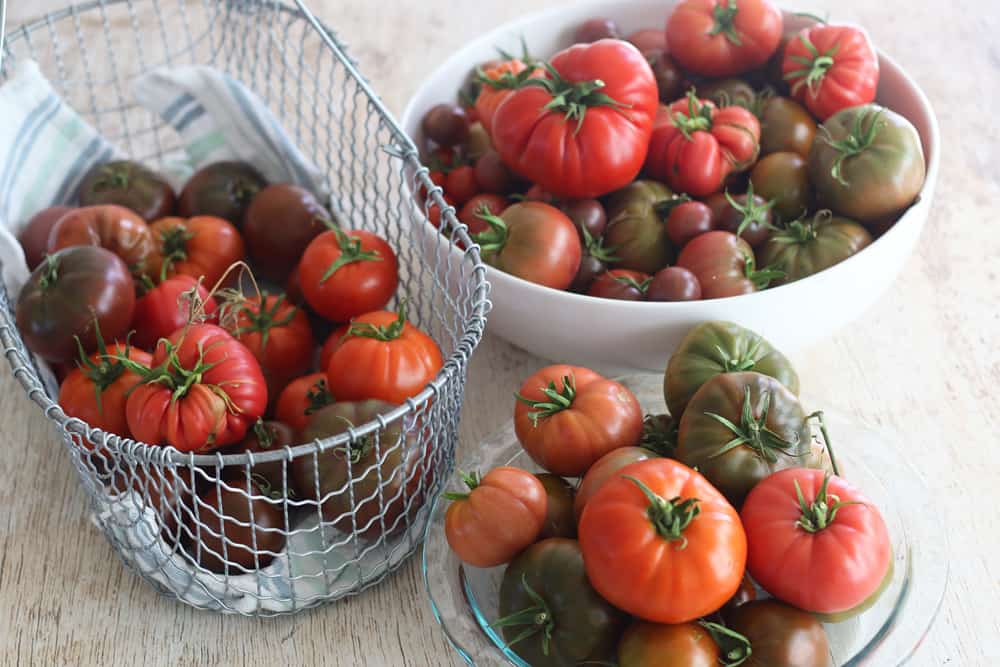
[
  {"x1": 442, "y1": 470, "x2": 481, "y2": 501},
  {"x1": 229, "y1": 293, "x2": 298, "y2": 352},
  {"x1": 319, "y1": 228, "x2": 383, "y2": 284},
  {"x1": 623, "y1": 476, "x2": 700, "y2": 549},
  {"x1": 346, "y1": 300, "x2": 409, "y2": 342},
  {"x1": 794, "y1": 473, "x2": 861, "y2": 533},
  {"x1": 491, "y1": 574, "x2": 555, "y2": 657},
  {"x1": 73, "y1": 318, "x2": 130, "y2": 417},
  {"x1": 743, "y1": 253, "x2": 785, "y2": 289},
  {"x1": 156, "y1": 224, "x2": 196, "y2": 283},
  {"x1": 640, "y1": 413, "x2": 678, "y2": 457},
  {"x1": 784, "y1": 33, "x2": 841, "y2": 98},
  {"x1": 471, "y1": 210, "x2": 510, "y2": 257},
  {"x1": 38, "y1": 254, "x2": 60, "y2": 291},
  {"x1": 708, "y1": 0, "x2": 743, "y2": 46},
  {"x1": 704, "y1": 386, "x2": 807, "y2": 463},
  {"x1": 515, "y1": 374, "x2": 577, "y2": 427},
  {"x1": 699, "y1": 621, "x2": 752, "y2": 667},
  {"x1": 807, "y1": 409, "x2": 840, "y2": 476},
  {"x1": 652, "y1": 193, "x2": 692, "y2": 220},
  {"x1": 672, "y1": 91, "x2": 715, "y2": 140},
  {"x1": 520, "y1": 62, "x2": 631, "y2": 135},
  {"x1": 613, "y1": 273, "x2": 652, "y2": 295},
  {"x1": 305, "y1": 378, "x2": 335, "y2": 415},
  {"x1": 724, "y1": 183, "x2": 776, "y2": 241},
  {"x1": 714, "y1": 339, "x2": 759, "y2": 373},
  {"x1": 817, "y1": 106, "x2": 886, "y2": 186},
  {"x1": 580, "y1": 226, "x2": 619, "y2": 264}
]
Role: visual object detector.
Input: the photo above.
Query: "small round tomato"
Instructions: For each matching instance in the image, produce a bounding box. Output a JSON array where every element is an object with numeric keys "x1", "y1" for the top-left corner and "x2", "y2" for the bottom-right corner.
[
  {"x1": 725, "y1": 600, "x2": 832, "y2": 667},
  {"x1": 750, "y1": 151, "x2": 813, "y2": 222},
  {"x1": 474, "y1": 150, "x2": 518, "y2": 194},
  {"x1": 299, "y1": 228, "x2": 399, "y2": 322},
  {"x1": 574, "y1": 446, "x2": 658, "y2": 522},
  {"x1": 132, "y1": 275, "x2": 218, "y2": 350},
  {"x1": 444, "y1": 164, "x2": 479, "y2": 205},
  {"x1": 444, "y1": 466, "x2": 546, "y2": 567},
  {"x1": 713, "y1": 187, "x2": 774, "y2": 247},
  {"x1": 17, "y1": 247, "x2": 136, "y2": 363},
  {"x1": 514, "y1": 365, "x2": 643, "y2": 476},
  {"x1": 562, "y1": 198, "x2": 607, "y2": 239},
  {"x1": 575, "y1": 17, "x2": 620, "y2": 42},
  {"x1": 666, "y1": 200, "x2": 714, "y2": 248},
  {"x1": 646, "y1": 50, "x2": 686, "y2": 103},
  {"x1": 421, "y1": 103, "x2": 470, "y2": 147},
  {"x1": 223, "y1": 420, "x2": 298, "y2": 498},
  {"x1": 535, "y1": 473, "x2": 576, "y2": 540},
  {"x1": 587, "y1": 269, "x2": 651, "y2": 301},
  {"x1": 458, "y1": 193, "x2": 507, "y2": 232},
  {"x1": 426, "y1": 194, "x2": 457, "y2": 231},
  {"x1": 326, "y1": 304, "x2": 443, "y2": 404},
  {"x1": 473, "y1": 202, "x2": 582, "y2": 290},
  {"x1": 47, "y1": 204, "x2": 156, "y2": 277},
  {"x1": 742, "y1": 468, "x2": 892, "y2": 620},
  {"x1": 497, "y1": 538, "x2": 626, "y2": 666},
  {"x1": 243, "y1": 184, "x2": 328, "y2": 282},
  {"x1": 274, "y1": 372, "x2": 334, "y2": 432},
  {"x1": 627, "y1": 28, "x2": 668, "y2": 53},
  {"x1": 465, "y1": 121, "x2": 492, "y2": 161},
  {"x1": 19, "y1": 206, "x2": 73, "y2": 270},
  {"x1": 604, "y1": 180, "x2": 675, "y2": 274},
  {"x1": 187, "y1": 480, "x2": 285, "y2": 573},
  {"x1": 78, "y1": 160, "x2": 176, "y2": 221},
  {"x1": 676, "y1": 231, "x2": 780, "y2": 298},
  {"x1": 758, "y1": 211, "x2": 872, "y2": 285},
  {"x1": 647, "y1": 266, "x2": 702, "y2": 301},
  {"x1": 579, "y1": 457, "x2": 747, "y2": 623},
  {"x1": 666, "y1": 0, "x2": 783, "y2": 77},
  {"x1": 148, "y1": 215, "x2": 245, "y2": 287},
  {"x1": 759, "y1": 96, "x2": 817, "y2": 158},
  {"x1": 178, "y1": 161, "x2": 267, "y2": 225},
  {"x1": 618, "y1": 621, "x2": 721, "y2": 667}
]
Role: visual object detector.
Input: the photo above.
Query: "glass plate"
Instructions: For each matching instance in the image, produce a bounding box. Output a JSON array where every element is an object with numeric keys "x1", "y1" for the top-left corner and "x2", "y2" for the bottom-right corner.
[{"x1": 422, "y1": 374, "x2": 947, "y2": 666}]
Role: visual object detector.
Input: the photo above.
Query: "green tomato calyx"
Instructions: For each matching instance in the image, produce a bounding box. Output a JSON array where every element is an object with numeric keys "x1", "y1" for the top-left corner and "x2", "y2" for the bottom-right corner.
[
  {"x1": 305, "y1": 378, "x2": 335, "y2": 416},
  {"x1": 714, "y1": 338, "x2": 759, "y2": 373},
  {"x1": 581, "y1": 226, "x2": 619, "y2": 264},
  {"x1": 516, "y1": 374, "x2": 577, "y2": 427},
  {"x1": 700, "y1": 621, "x2": 752, "y2": 667},
  {"x1": 624, "y1": 475, "x2": 701, "y2": 549},
  {"x1": 672, "y1": 91, "x2": 715, "y2": 140},
  {"x1": 471, "y1": 209, "x2": 510, "y2": 257},
  {"x1": 346, "y1": 300, "x2": 409, "y2": 342},
  {"x1": 613, "y1": 273, "x2": 653, "y2": 295},
  {"x1": 226, "y1": 293, "x2": 298, "y2": 353},
  {"x1": 708, "y1": 0, "x2": 743, "y2": 46},
  {"x1": 794, "y1": 473, "x2": 861, "y2": 533},
  {"x1": 724, "y1": 183, "x2": 776, "y2": 241},
  {"x1": 38, "y1": 253, "x2": 61, "y2": 291},
  {"x1": 319, "y1": 228, "x2": 383, "y2": 284},
  {"x1": 742, "y1": 253, "x2": 785, "y2": 289},
  {"x1": 74, "y1": 318, "x2": 130, "y2": 416},
  {"x1": 492, "y1": 574, "x2": 555, "y2": 656},
  {"x1": 156, "y1": 223, "x2": 196, "y2": 283},
  {"x1": 818, "y1": 106, "x2": 887, "y2": 186},
  {"x1": 522, "y1": 62, "x2": 631, "y2": 135},
  {"x1": 443, "y1": 470, "x2": 481, "y2": 501},
  {"x1": 640, "y1": 413, "x2": 678, "y2": 457},
  {"x1": 704, "y1": 386, "x2": 805, "y2": 463},
  {"x1": 785, "y1": 32, "x2": 842, "y2": 97}
]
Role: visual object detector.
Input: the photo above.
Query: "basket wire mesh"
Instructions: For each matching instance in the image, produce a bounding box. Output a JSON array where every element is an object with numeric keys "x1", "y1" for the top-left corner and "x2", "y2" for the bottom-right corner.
[{"x1": 0, "y1": 0, "x2": 488, "y2": 615}]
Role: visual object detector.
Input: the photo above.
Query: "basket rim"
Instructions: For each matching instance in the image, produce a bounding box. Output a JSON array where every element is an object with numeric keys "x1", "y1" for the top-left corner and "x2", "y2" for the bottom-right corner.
[{"x1": 0, "y1": 0, "x2": 490, "y2": 467}]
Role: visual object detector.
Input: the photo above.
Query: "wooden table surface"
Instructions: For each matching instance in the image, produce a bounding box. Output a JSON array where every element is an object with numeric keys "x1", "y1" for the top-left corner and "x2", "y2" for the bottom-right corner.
[{"x1": 2, "y1": 0, "x2": 998, "y2": 665}]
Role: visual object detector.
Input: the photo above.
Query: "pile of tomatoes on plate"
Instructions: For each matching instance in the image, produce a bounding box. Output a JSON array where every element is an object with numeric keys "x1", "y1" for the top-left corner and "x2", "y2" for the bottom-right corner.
[
  {"x1": 417, "y1": 0, "x2": 926, "y2": 301},
  {"x1": 14, "y1": 159, "x2": 443, "y2": 573},
  {"x1": 444, "y1": 321, "x2": 892, "y2": 666}
]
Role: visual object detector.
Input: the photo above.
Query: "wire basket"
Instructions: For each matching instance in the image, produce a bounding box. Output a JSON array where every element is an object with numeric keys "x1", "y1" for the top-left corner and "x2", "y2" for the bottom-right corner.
[{"x1": 0, "y1": 0, "x2": 488, "y2": 615}]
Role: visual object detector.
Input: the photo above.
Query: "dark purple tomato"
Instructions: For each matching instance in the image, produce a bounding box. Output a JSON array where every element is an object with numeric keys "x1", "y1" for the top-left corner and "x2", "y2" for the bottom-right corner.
[
  {"x1": 666, "y1": 200, "x2": 714, "y2": 247},
  {"x1": 243, "y1": 183, "x2": 328, "y2": 282},
  {"x1": 178, "y1": 161, "x2": 267, "y2": 226},
  {"x1": 715, "y1": 190, "x2": 774, "y2": 248},
  {"x1": 422, "y1": 103, "x2": 470, "y2": 147},
  {"x1": 574, "y1": 17, "x2": 620, "y2": 43},
  {"x1": 78, "y1": 160, "x2": 176, "y2": 221},
  {"x1": 571, "y1": 254, "x2": 607, "y2": 293},
  {"x1": 563, "y1": 199, "x2": 607, "y2": 239},
  {"x1": 647, "y1": 266, "x2": 702, "y2": 301},
  {"x1": 535, "y1": 473, "x2": 576, "y2": 539},
  {"x1": 19, "y1": 206, "x2": 73, "y2": 270},
  {"x1": 222, "y1": 420, "x2": 299, "y2": 499},
  {"x1": 646, "y1": 49, "x2": 685, "y2": 103},
  {"x1": 588, "y1": 269, "x2": 651, "y2": 301},
  {"x1": 475, "y1": 151, "x2": 517, "y2": 194},
  {"x1": 187, "y1": 480, "x2": 286, "y2": 573}
]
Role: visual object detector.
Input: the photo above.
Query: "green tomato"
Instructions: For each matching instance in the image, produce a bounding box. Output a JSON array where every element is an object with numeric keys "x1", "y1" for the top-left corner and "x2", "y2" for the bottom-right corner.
[
  {"x1": 497, "y1": 538, "x2": 626, "y2": 667},
  {"x1": 604, "y1": 180, "x2": 676, "y2": 274},
  {"x1": 749, "y1": 151, "x2": 813, "y2": 222},
  {"x1": 664, "y1": 321, "x2": 799, "y2": 420},
  {"x1": 808, "y1": 104, "x2": 925, "y2": 224},
  {"x1": 758, "y1": 211, "x2": 873, "y2": 286},
  {"x1": 675, "y1": 371, "x2": 826, "y2": 507}
]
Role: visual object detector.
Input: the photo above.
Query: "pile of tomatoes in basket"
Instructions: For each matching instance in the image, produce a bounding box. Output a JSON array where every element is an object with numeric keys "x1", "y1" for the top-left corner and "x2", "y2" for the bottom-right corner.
[
  {"x1": 444, "y1": 321, "x2": 892, "y2": 666},
  {"x1": 417, "y1": 0, "x2": 926, "y2": 301}
]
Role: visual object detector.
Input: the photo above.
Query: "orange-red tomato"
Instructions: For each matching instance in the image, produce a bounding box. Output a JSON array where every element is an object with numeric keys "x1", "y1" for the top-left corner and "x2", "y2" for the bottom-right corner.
[
  {"x1": 59, "y1": 341, "x2": 152, "y2": 438},
  {"x1": 514, "y1": 365, "x2": 643, "y2": 476},
  {"x1": 131, "y1": 275, "x2": 218, "y2": 350},
  {"x1": 148, "y1": 215, "x2": 245, "y2": 288},
  {"x1": 319, "y1": 324, "x2": 350, "y2": 372},
  {"x1": 579, "y1": 458, "x2": 747, "y2": 623},
  {"x1": 224, "y1": 294, "x2": 314, "y2": 396},
  {"x1": 444, "y1": 467, "x2": 547, "y2": 567},
  {"x1": 274, "y1": 372, "x2": 334, "y2": 433},
  {"x1": 475, "y1": 59, "x2": 540, "y2": 136},
  {"x1": 47, "y1": 204, "x2": 155, "y2": 276}
]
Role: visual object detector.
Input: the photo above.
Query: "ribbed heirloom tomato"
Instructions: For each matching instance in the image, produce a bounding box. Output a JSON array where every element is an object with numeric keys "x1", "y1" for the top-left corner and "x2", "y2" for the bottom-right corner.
[
  {"x1": 514, "y1": 365, "x2": 644, "y2": 476},
  {"x1": 578, "y1": 457, "x2": 747, "y2": 623},
  {"x1": 491, "y1": 39, "x2": 658, "y2": 199},
  {"x1": 48, "y1": 204, "x2": 156, "y2": 277},
  {"x1": 666, "y1": 0, "x2": 783, "y2": 77},
  {"x1": 148, "y1": 215, "x2": 245, "y2": 287}
]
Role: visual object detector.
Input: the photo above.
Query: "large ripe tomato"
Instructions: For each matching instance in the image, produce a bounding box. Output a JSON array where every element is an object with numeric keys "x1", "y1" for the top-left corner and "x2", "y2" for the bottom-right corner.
[
  {"x1": 132, "y1": 275, "x2": 218, "y2": 350},
  {"x1": 59, "y1": 335, "x2": 152, "y2": 438},
  {"x1": 666, "y1": 0, "x2": 783, "y2": 77},
  {"x1": 618, "y1": 621, "x2": 721, "y2": 667},
  {"x1": 645, "y1": 96, "x2": 760, "y2": 197},
  {"x1": 222, "y1": 293, "x2": 314, "y2": 395},
  {"x1": 444, "y1": 466, "x2": 546, "y2": 567},
  {"x1": 676, "y1": 231, "x2": 781, "y2": 299},
  {"x1": 294, "y1": 400, "x2": 428, "y2": 539},
  {"x1": 243, "y1": 184, "x2": 328, "y2": 282},
  {"x1": 492, "y1": 40, "x2": 658, "y2": 199},
  {"x1": 475, "y1": 59, "x2": 540, "y2": 136},
  {"x1": 16, "y1": 247, "x2": 136, "y2": 363},
  {"x1": 783, "y1": 24, "x2": 879, "y2": 121},
  {"x1": 473, "y1": 202, "x2": 581, "y2": 290},
  {"x1": 326, "y1": 304, "x2": 443, "y2": 404},
  {"x1": 725, "y1": 600, "x2": 832, "y2": 667},
  {"x1": 147, "y1": 215, "x2": 245, "y2": 288},
  {"x1": 19, "y1": 205, "x2": 73, "y2": 269},
  {"x1": 274, "y1": 372, "x2": 334, "y2": 432},
  {"x1": 758, "y1": 211, "x2": 872, "y2": 286},
  {"x1": 186, "y1": 480, "x2": 285, "y2": 573},
  {"x1": 178, "y1": 161, "x2": 267, "y2": 225},
  {"x1": 124, "y1": 324, "x2": 267, "y2": 451},
  {"x1": 47, "y1": 204, "x2": 155, "y2": 277},
  {"x1": 579, "y1": 457, "x2": 747, "y2": 623},
  {"x1": 573, "y1": 446, "x2": 658, "y2": 522},
  {"x1": 299, "y1": 228, "x2": 399, "y2": 322},
  {"x1": 603, "y1": 180, "x2": 675, "y2": 273},
  {"x1": 78, "y1": 160, "x2": 176, "y2": 221},
  {"x1": 676, "y1": 371, "x2": 827, "y2": 507},
  {"x1": 741, "y1": 468, "x2": 892, "y2": 620},
  {"x1": 497, "y1": 538, "x2": 626, "y2": 666},
  {"x1": 514, "y1": 365, "x2": 643, "y2": 476}
]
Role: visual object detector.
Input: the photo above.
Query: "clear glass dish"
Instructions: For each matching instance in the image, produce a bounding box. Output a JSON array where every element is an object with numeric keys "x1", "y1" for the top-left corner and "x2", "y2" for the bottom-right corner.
[{"x1": 422, "y1": 374, "x2": 947, "y2": 666}]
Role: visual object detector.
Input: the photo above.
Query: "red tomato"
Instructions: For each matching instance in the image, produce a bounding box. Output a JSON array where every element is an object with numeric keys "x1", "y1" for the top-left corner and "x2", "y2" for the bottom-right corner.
[
  {"x1": 676, "y1": 230, "x2": 779, "y2": 298},
  {"x1": 458, "y1": 193, "x2": 508, "y2": 233},
  {"x1": 783, "y1": 24, "x2": 880, "y2": 121},
  {"x1": 444, "y1": 467, "x2": 547, "y2": 567},
  {"x1": 666, "y1": 0, "x2": 783, "y2": 77},
  {"x1": 426, "y1": 194, "x2": 457, "y2": 230},
  {"x1": 318, "y1": 324, "x2": 350, "y2": 372},
  {"x1": 646, "y1": 96, "x2": 761, "y2": 197},
  {"x1": 148, "y1": 215, "x2": 245, "y2": 288},
  {"x1": 514, "y1": 365, "x2": 644, "y2": 476},
  {"x1": 274, "y1": 372, "x2": 334, "y2": 432},
  {"x1": 666, "y1": 200, "x2": 715, "y2": 247},
  {"x1": 492, "y1": 40, "x2": 658, "y2": 199},
  {"x1": 741, "y1": 468, "x2": 892, "y2": 619},
  {"x1": 475, "y1": 59, "x2": 540, "y2": 135},
  {"x1": 299, "y1": 229, "x2": 399, "y2": 322},
  {"x1": 223, "y1": 294, "x2": 315, "y2": 395},
  {"x1": 444, "y1": 165, "x2": 479, "y2": 205},
  {"x1": 579, "y1": 458, "x2": 747, "y2": 623},
  {"x1": 326, "y1": 304, "x2": 443, "y2": 404},
  {"x1": 47, "y1": 204, "x2": 155, "y2": 277},
  {"x1": 125, "y1": 324, "x2": 267, "y2": 451},
  {"x1": 573, "y1": 446, "x2": 658, "y2": 522},
  {"x1": 132, "y1": 275, "x2": 218, "y2": 350},
  {"x1": 285, "y1": 262, "x2": 306, "y2": 306},
  {"x1": 474, "y1": 202, "x2": 582, "y2": 290},
  {"x1": 587, "y1": 269, "x2": 652, "y2": 301}
]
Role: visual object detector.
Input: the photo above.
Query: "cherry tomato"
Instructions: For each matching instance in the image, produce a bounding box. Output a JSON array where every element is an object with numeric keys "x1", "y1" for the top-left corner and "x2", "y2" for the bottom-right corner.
[
  {"x1": 750, "y1": 152, "x2": 813, "y2": 222},
  {"x1": 618, "y1": 621, "x2": 721, "y2": 667},
  {"x1": 299, "y1": 229, "x2": 399, "y2": 322},
  {"x1": 562, "y1": 198, "x2": 607, "y2": 239},
  {"x1": 222, "y1": 420, "x2": 298, "y2": 498},
  {"x1": 47, "y1": 204, "x2": 155, "y2": 277},
  {"x1": 587, "y1": 269, "x2": 651, "y2": 301},
  {"x1": 444, "y1": 467, "x2": 546, "y2": 567},
  {"x1": 444, "y1": 164, "x2": 479, "y2": 205},
  {"x1": 514, "y1": 365, "x2": 644, "y2": 476},
  {"x1": 19, "y1": 206, "x2": 73, "y2": 270},
  {"x1": 645, "y1": 50, "x2": 686, "y2": 104},
  {"x1": 132, "y1": 275, "x2": 218, "y2": 350},
  {"x1": 666, "y1": 0, "x2": 783, "y2": 77},
  {"x1": 627, "y1": 28, "x2": 668, "y2": 53},
  {"x1": 476, "y1": 59, "x2": 540, "y2": 136},
  {"x1": 243, "y1": 184, "x2": 328, "y2": 282},
  {"x1": 666, "y1": 200, "x2": 714, "y2": 247},
  {"x1": 474, "y1": 150, "x2": 518, "y2": 194},
  {"x1": 458, "y1": 193, "x2": 508, "y2": 233},
  {"x1": 574, "y1": 17, "x2": 620, "y2": 42},
  {"x1": 426, "y1": 194, "x2": 457, "y2": 231},
  {"x1": 148, "y1": 215, "x2": 245, "y2": 287},
  {"x1": 78, "y1": 160, "x2": 175, "y2": 221},
  {"x1": 648, "y1": 266, "x2": 703, "y2": 301},
  {"x1": 421, "y1": 103, "x2": 470, "y2": 147},
  {"x1": 465, "y1": 121, "x2": 492, "y2": 161},
  {"x1": 178, "y1": 161, "x2": 266, "y2": 225},
  {"x1": 274, "y1": 372, "x2": 334, "y2": 433},
  {"x1": 695, "y1": 77, "x2": 757, "y2": 109},
  {"x1": 714, "y1": 187, "x2": 774, "y2": 247}
]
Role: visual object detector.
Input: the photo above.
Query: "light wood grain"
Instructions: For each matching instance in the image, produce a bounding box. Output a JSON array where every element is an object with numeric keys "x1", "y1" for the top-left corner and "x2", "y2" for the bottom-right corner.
[{"x1": 2, "y1": 0, "x2": 999, "y2": 665}]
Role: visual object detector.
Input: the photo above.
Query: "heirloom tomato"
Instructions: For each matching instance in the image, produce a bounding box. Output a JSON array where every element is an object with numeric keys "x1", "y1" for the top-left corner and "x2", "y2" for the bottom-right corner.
[
  {"x1": 132, "y1": 275, "x2": 217, "y2": 350},
  {"x1": 178, "y1": 161, "x2": 266, "y2": 225},
  {"x1": 725, "y1": 600, "x2": 833, "y2": 667},
  {"x1": 48, "y1": 204, "x2": 155, "y2": 277},
  {"x1": 666, "y1": 0, "x2": 783, "y2": 77},
  {"x1": 19, "y1": 205, "x2": 73, "y2": 270},
  {"x1": 78, "y1": 160, "x2": 175, "y2": 221},
  {"x1": 274, "y1": 372, "x2": 334, "y2": 432},
  {"x1": 573, "y1": 446, "x2": 657, "y2": 522},
  {"x1": 224, "y1": 420, "x2": 298, "y2": 498},
  {"x1": 148, "y1": 215, "x2": 245, "y2": 287},
  {"x1": 618, "y1": 621, "x2": 722, "y2": 667},
  {"x1": 188, "y1": 481, "x2": 285, "y2": 573},
  {"x1": 243, "y1": 184, "x2": 328, "y2": 282},
  {"x1": 757, "y1": 211, "x2": 872, "y2": 286},
  {"x1": 535, "y1": 473, "x2": 576, "y2": 540},
  {"x1": 675, "y1": 231, "x2": 781, "y2": 299},
  {"x1": 603, "y1": 180, "x2": 675, "y2": 273}
]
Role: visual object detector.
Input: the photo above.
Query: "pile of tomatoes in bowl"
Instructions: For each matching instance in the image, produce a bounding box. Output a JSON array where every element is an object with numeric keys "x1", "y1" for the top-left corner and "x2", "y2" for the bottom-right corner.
[
  {"x1": 13, "y1": 159, "x2": 444, "y2": 572},
  {"x1": 441, "y1": 321, "x2": 893, "y2": 666},
  {"x1": 413, "y1": 0, "x2": 926, "y2": 303}
]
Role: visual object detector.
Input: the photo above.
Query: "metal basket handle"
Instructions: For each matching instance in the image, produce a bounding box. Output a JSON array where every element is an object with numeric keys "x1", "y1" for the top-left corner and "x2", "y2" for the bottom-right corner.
[{"x1": 0, "y1": 0, "x2": 7, "y2": 71}]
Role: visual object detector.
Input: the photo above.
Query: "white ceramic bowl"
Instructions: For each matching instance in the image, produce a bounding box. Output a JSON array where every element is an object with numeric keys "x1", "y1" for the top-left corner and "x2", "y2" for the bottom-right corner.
[{"x1": 401, "y1": 0, "x2": 940, "y2": 373}]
